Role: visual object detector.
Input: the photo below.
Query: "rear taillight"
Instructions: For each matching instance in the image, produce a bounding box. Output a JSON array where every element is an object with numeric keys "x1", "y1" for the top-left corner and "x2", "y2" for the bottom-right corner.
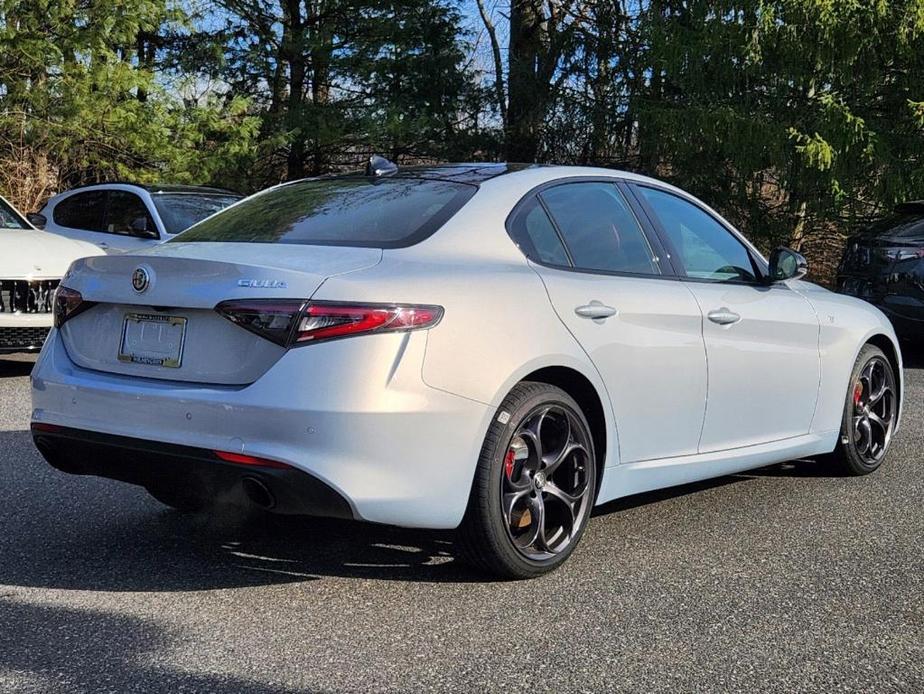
[
  {"x1": 215, "y1": 299, "x2": 306, "y2": 346},
  {"x1": 53, "y1": 286, "x2": 95, "y2": 328},
  {"x1": 294, "y1": 303, "x2": 442, "y2": 343},
  {"x1": 215, "y1": 300, "x2": 442, "y2": 347}
]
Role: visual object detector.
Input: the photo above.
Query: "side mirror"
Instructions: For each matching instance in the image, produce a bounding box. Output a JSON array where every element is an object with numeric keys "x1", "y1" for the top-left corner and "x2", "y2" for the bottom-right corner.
[
  {"x1": 129, "y1": 216, "x2": 158, "y2": 239},
  {"x1": 767, "y1": 246, "x2": 808, "y2": 283},
  {"x1": 27, "y1": 212, "x2": 47, "y2": 229}
]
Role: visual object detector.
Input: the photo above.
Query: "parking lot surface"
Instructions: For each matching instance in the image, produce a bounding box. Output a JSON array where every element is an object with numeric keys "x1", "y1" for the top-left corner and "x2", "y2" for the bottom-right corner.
[{"x1": 0, "y1": 352, "x2": 921, "y2": 693}]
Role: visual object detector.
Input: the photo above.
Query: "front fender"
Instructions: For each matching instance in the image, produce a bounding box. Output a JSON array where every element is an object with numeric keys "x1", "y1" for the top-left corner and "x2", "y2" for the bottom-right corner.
[{"x1": 794, "y1": 282, "x2": 904, "y2": 436}]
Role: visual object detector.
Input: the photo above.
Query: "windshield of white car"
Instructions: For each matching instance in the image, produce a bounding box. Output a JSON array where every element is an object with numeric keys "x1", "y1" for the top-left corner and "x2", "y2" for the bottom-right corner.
[
  {"x1": 0, "y1": 198, "x2": 29, "y2": 230},
  {"x1": 171, "y1": 177, "x2": 477, "y2": 248},
  {"x1": 152, "y1": 193, "x2": 242, "y2": 235}
]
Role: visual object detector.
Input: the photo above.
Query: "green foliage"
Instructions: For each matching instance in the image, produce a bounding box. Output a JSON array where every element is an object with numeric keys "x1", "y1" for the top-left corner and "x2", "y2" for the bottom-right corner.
[
  {"x1": 2, "y1": 0, "x2": 924, "y2": 282},
  {"x1": 213, "y1": 0, "x2": 487, "y2": 185},
  {"x1": 0, "y1": 0, "x2": 259, "y2": 209},
  {"x1": 617, "y1": 0, "x2": 924, "y2": 260}
]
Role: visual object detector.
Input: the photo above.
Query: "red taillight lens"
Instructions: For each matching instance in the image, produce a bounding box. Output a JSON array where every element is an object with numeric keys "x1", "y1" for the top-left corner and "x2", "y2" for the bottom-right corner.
[
  {"x1": 53, "y1": 286, "x2": 95, "y2": 328},
  {"x1": 216, "y1": 300, "x2": 442, "y2": 347},
  {"x1": 294, "y1": 303, "x2": 443, "y2": 343}
]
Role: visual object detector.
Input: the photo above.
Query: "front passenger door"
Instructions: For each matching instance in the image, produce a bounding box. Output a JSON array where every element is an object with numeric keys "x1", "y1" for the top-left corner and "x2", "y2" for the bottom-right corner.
[
  {"x1": 634, "y1": 184, "x2": 821, "y2": 453},
  {"x1": 103, "y1": 191, "x2": 159, "y2": 253}
]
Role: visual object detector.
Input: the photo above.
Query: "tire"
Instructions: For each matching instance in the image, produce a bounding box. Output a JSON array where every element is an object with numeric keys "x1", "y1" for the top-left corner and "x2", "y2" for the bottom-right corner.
[
  {"x1": 145, "y1": 484, "x2": 207, "y2": 512},
  {"x1": 457, "y1": 381, "x2": 597, "y2": 579},
  {"x1": 825, "y1": 344, "x2": 898, "y2": 475}
]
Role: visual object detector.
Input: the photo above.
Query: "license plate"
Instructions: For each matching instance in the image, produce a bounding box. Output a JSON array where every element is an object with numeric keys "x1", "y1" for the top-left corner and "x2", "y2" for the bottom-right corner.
[{"x1": 118, "y1": 313, "x2": 187, "y2": 368}]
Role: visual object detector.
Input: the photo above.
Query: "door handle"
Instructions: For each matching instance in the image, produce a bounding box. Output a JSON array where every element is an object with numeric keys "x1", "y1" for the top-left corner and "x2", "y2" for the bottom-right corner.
[
  {"x1": 575, "y1": 301, "x2": 618, "y2": 320},
  {"x1": 707, "y1": 307, "x2": 741, "y2": 325}
]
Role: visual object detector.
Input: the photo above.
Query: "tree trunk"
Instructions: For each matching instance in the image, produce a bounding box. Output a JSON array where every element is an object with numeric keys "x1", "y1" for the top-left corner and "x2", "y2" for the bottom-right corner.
[
  {"x1": 506, "y1": 0, "x2": 544, "y2": 162},
  {"x1": 283, "y1": 0, "x2": 307, "y2": 180},
  {"x1": 790, "y1": 200, "x2": 809, "y2": 252},
  {"x1": 476, "y1": 0, "x2": 507, "y2": 128},
  {"x1": 308, "y1": 1, "x2": 332, "y2": 175},
  {"x1": 636, "y1": 0, "x2": 664, "y2": 175},
  {"x1": 136, "y1": 32, "x2": 152, "y2": 103}
]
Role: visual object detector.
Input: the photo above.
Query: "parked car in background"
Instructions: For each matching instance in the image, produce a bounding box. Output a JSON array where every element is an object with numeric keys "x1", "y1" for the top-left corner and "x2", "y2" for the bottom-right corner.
[
  {"x1": 837, "y1": 202, "x2": 924, "y2": 342},
  {"x1": 31, "y1": 161, "x2": 903, "y2": 578},
  {"x1": 32, "y1": 183, "x2": 242, "y2": 254},
  {"x1": 0, "y1": 194, "x2": 102, "y2": 355}
]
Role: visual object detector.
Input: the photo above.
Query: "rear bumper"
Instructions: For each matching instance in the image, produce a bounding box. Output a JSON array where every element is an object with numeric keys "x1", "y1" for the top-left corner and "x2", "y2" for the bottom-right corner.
[
  {"x1": 32, "y1": 424, "x2": 354, "y2": 518},
  {"x1": 31, "y1": 329, "x2": 492, "y2": 529}
]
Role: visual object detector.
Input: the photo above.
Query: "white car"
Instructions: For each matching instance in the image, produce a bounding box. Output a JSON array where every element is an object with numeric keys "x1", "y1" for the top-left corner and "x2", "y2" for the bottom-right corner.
[
  {"x1": 0, "y1": 195, "x2": 103, "y2": 355},
  {"x1": 33, "y1": 183, "x2": 242, "y2": 253},
  {"x1": 30, "y1": 162, "x2": 903, "y2": 578}
]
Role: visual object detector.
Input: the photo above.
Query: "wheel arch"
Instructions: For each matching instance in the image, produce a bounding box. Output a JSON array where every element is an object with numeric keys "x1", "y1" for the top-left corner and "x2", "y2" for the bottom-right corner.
[
  {"x1": 519, "y1": 365, "x2": 611, "y2": 496},
  {"x1": 865, "y1": 332, "x2": 903, "y2": 422}
]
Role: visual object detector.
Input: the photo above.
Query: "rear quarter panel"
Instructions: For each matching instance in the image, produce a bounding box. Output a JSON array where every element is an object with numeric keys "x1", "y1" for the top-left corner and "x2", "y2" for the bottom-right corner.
[
  {"x1": 313, "y1": 257, "x2": 620, "y2": 468},
  {"x1": 313, "y1": 255, "x2": 603, "y2": 403}
]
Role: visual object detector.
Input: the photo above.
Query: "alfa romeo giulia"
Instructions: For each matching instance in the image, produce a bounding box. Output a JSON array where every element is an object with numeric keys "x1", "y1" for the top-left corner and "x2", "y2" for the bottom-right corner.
[{"x1": 30, "y1": 161, "x2": 903, "y2": 578}]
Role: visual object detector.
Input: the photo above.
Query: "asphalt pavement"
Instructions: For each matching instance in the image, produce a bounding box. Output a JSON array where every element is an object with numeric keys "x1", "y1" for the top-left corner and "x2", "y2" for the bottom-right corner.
[{"x1": 0, "y1": 351, "x2": 921, "y2": 693}]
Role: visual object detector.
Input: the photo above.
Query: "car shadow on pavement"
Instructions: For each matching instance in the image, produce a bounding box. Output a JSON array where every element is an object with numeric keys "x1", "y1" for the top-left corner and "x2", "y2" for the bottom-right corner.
[
  {"x1": 0, "y1": 596, "x2": 312, "y2": 693},
  {"x1": 901, "y1": 344, "x2": 923, "y2": 369},
  {"x1": 0, "y1": 430, "x2": 488, "y2": 590},
  {"x1": 738, "y1": 457, "x2": 848, "y2": 479},
  {"x1": 0, "y1": 356, "x2": 35, "y2": 378},
  {"x1": 592, "y1": 474, "x2": 748, "y2": 516},
  {"x1": 2, "y1": 425, "x2": 862, "y2": 590}
]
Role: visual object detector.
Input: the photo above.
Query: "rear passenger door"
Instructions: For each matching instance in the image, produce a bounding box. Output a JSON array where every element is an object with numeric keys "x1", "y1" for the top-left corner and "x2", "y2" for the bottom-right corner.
[
  {"x1": 50, "y1": 190, "x2": 157, "y2": 253},
  {"x1": 509, "y1": 179, "x2": 708, "y2": 463},
  {"x1": 49, "y1": 191, "x2": 110, "y2": 248}
]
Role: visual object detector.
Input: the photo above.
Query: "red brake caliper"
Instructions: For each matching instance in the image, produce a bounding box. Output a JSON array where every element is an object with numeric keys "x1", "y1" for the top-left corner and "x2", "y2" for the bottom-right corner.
[
  {"x1": 853, "y1": 381, "x2": 863, "y2": 408},
  {"x1": 504, "y1": 449, "x2": 516, "y2": 480}
]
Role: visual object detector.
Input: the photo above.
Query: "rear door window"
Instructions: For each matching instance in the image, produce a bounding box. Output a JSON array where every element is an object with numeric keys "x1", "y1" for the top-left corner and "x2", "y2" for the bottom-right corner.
[
  {"x1": 508, "y1": 196, "x2": 571, "y2": 267},
  {"x1": 175, "y1": 178, "x2": 476, "y2": 248},
  {"x1": 539, "y1": 182, "x2": 662, "y2": 275},
  {"x1": 53, "y1": 191, "x2": 106, "y2": 232}
]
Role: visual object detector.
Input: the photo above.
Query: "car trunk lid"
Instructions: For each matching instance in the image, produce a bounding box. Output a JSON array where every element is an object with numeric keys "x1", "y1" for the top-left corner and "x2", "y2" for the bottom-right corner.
[{"x1": 58, "y1": 242, "x2": 382, "y2": 384}]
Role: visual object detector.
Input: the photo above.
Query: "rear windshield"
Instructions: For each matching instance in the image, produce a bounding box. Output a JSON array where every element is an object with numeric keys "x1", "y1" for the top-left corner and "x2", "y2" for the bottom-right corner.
[
  {"x1": 152, "y1": 193, "x2": 242, "y2": 235},
  {"x1": 172, "y1": 177, "x2": 476, "y2": 248},
  {"x1": 864, "y1": 213, "x2": 924, "y2": 239}
]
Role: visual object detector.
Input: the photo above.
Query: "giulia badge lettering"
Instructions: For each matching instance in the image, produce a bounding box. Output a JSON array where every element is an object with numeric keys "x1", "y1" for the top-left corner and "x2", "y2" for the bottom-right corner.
[{"x1": 238, "y1": 279, "x2": 288, "y2": 289}]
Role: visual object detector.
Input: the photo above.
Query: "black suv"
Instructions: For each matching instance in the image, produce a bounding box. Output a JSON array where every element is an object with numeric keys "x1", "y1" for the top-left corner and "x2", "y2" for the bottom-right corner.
[{"x1": 837, "y1": 202, "x2": 924, "y2": 342}]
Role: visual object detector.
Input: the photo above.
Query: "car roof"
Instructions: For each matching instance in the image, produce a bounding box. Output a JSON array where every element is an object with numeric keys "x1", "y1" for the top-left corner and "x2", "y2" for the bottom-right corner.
[
  {"x1": 56, "y1": 182, "x2": 241, "y2": 196},
  {"x1": 382, "y1": 161, "x2": 682, "y2": 192},
  {"x1": 330, "y1": 162, "x2": 681, "y2": 191},
  {"x1": 389, "y1": 163, "x2": 548, "y2": 184}
]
